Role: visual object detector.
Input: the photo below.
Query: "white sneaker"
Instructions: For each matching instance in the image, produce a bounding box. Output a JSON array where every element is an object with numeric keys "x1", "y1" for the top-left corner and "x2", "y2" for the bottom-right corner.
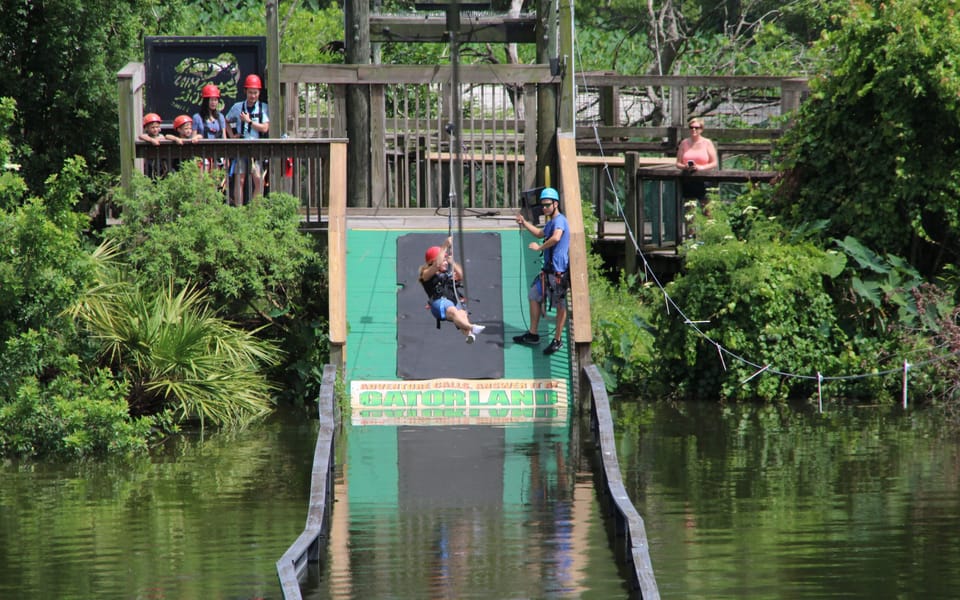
[
  {"x1": 465, "y1": 333, "x2": 476, "y2": 344},
  {"x1": 471, "y1": 325, "x2": 485, "y2": 336}
]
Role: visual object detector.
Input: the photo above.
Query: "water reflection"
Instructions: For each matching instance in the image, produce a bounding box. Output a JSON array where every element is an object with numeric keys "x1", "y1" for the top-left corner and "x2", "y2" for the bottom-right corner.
[
  {"x1": 306, "y1": 421, "x2": 630, "y2": 599},
  {"x1": 0, "y1": 408, "x2": 318, "y2": 600},
  {"x1": 616, "y1": 400, "x2": 960, "y2": 600},
  {"x1": 0, "y1": 408, "x2": 632, "y2": 599}
]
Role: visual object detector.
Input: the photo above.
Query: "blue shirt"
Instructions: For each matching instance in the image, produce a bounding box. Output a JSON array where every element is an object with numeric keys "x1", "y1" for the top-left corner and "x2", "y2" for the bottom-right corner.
[
  {"x1": 192, "y1": 113, "x2": 226, "y2": 139},
  {"x1": 542, "y1": 212, "x2": 570, "y2": 273},
  {"x1": 225, "y1": 100, "x2": 269, "y2": 139}
]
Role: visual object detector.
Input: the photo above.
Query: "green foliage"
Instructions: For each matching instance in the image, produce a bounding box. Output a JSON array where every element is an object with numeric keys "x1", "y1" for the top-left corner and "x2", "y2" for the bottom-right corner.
[
  {"x1": 279, "y1": 5, "x2": 346, "y2": 64},
  {"x1": 0, "y1": 157, "x2": 93, "y2": 346},
  {"x1": 650, "y1": 201, "x2": 852, "y2": 401},
  {"x1": 0, "y1": 0, "x2": 149, "y2": 197},
  {"x1": 590, "y1": 269, "x2": 657, "y2": 393},
  {"x1": 0, "y1": 324, "x2": 157, "y2": 459},
  {"x1": 68, "y1": 243, "x2": 280, "y2": 427},
  {"x1": 832, "y1": 235, "x2": 944, "y2": 334},
  {"x1": 773, "y1": 0, "x2": 960, "y2": 277},
  {"x1": 902, "y1": 284, "x2": 960, "y2": 417},
  {"x1": 0, "y1": 363, "x2": 154, "y2": 459},
  {"x1": 583, "y1": 201, "x2": 656, "y2": 392},
  {"x1": 108, "y1": 165, "x2": 317, "y2": 318},
  {"x1": 107, "y1": 165, "x2": 328, "y2": 404}
]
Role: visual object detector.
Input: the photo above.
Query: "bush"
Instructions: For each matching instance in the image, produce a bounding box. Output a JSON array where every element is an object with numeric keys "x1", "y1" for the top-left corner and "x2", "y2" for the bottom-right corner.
[
  {"x1": 650, "y1": 201, "x2": 852, "y2": 401},
  {"x1": 108, "y1": 165, "x2": 328, "y2": 404},
  {"x1": 0, "y1": 331, "x2": 155, "y2": 459}
]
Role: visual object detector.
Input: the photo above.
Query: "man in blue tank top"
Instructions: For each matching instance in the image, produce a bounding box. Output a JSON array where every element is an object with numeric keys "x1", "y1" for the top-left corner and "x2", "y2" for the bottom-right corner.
[{"x1": 513, "y1": 187, "x2": 570, "y2": 355}]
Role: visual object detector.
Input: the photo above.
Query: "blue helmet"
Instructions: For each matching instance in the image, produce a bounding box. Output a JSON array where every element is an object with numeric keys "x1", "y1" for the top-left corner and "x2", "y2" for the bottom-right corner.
[{"x1": 540, "y1": 187, "x2": 559, "y2": 202}]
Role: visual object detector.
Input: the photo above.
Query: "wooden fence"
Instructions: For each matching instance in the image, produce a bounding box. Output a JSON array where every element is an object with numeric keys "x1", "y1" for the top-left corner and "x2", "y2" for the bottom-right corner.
[{"x1": 120, "y1": 61, "x2": 805, "y2": 230}]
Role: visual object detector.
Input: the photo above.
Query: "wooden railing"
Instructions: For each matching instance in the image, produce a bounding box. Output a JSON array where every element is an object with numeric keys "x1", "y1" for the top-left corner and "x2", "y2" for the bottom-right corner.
[
  {"x1": 120, "y1": 61, "x2": 804, "y2": 220},
  {"x1": 618, "y1": 157, "x2": 778, "y2": 266},
  {"x1": 280, "y1": 63, "x2": 555, "y2": 209},
  {"x1": 582, "y1": 364, "x2": 660, "y2": 599},
  {"x1": 276, "y1": 364, "x2": 338, "y2": 600},
  {"x1": 574, "y1": 73, "x2": 807, "y2": 151},
  {"x1": 133, "y1": 138, "x2": 346, "y2": 225}
]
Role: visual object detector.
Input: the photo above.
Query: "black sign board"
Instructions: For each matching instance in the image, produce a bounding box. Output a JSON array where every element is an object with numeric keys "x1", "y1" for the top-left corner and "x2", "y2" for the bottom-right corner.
[{"x1": 144, "y1": 36, "x2": 266, "y2": 124}]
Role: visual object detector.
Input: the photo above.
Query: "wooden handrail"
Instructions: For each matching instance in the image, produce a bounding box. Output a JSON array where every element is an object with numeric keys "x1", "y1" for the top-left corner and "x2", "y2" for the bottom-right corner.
[
  {"x1": 582, "y1": 364, "x2": 660, "y2": 599},
  {"x1": 276, "y1": 364, "x2": 338, "y2": 600}
]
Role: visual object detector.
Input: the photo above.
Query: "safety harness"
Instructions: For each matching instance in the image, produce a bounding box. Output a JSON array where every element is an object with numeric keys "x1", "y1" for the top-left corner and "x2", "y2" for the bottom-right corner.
[{"x1": 422, "y1": 269, "x2": 466, "y2": 329}]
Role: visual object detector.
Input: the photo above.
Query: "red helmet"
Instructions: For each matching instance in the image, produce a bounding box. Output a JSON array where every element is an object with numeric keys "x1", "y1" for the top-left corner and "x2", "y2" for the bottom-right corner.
[
  {"x1": 243, "y1": 74, "x2": 263, "y2": 89},
  {"x1": 201, "y1": 84, "x2": 220, "y2": 98},
  {"x1": 173, "y1": 115, "x2": 193, "y2": 130},
  {"x1": 142, "y1": 113, "x2": 162, "y2": 127},
  {"x1": 425, "y1": 246, "x2": 443, "y2": 263}
]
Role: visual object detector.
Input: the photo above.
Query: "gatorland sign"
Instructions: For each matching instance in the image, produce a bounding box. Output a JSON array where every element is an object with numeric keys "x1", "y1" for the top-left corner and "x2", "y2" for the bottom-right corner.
[{"x1": 350, "y1": 378, "x2": 568, "y2": 426}]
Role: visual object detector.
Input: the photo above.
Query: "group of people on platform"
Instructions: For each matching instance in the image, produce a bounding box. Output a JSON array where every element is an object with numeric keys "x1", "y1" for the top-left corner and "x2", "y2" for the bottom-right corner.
[
  {"x1": 419, "y1": 186, "x2": 570, "y2": 355},
  {"x1": 138, "y1": 73, "x2": 269, "y2": 204}
]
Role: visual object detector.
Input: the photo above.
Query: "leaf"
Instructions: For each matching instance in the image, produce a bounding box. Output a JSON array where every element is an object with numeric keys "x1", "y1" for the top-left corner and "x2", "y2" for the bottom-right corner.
[
  {"x1": 819, "y1": 250, "x2": 847, "y2": 278},
  {"x1": 851, "y1": 276, "x2": 882, "y2": 307},
  {"x1": 834, "y1": 237, "x2": 890, "y2": 274}
]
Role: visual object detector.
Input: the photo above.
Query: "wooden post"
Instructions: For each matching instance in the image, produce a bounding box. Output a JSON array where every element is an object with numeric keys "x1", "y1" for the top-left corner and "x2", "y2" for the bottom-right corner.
[
  {"x1": 669, "y1": 82, "x2": 685, "y2": 149},
  {"x1": 328, "y1": 141, "x2": 348, "y2": 371},
  {"x1": 370, "y1": 84, "x2": 387, "y2": 208},
  {"x1": 558, "y1": 0, "x2": 574, "y2": 133},
  {"x1": 536, "y1": 0, "x2": 557, "y2": 185},
  {"x1": 624, "y1": 152, "x2": 638, "y2": 275},
  {"x1": 117, "y1": 62, "x2": 145, "y2": 195},
  {"x1": 266, "y1": 0, "x2": 282, "y2": 185},
  {"x1": 557, "y1": 134, "x2": 592, "y2": 345},
  {"x1": 523, "y1": 84, "x2": 538, "y2": 192},
  {"x1": 781, "y1": 77, "x2": 809, "y2": 121},
  {"x1": 599, "y1": 81, "x2": 619, "y2": 128},
  {"x1": 345, "y1": 0, "x2": 372, "y2": 207}
]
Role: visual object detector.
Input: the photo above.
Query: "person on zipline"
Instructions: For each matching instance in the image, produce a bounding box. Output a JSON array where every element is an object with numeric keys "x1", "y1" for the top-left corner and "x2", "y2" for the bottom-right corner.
[
  {"x1": 419, "y1": 236, "x2": 486, "y2": 344},
  {"x1": 513, "y1": 186, "x2": 570, "y2": 356}
]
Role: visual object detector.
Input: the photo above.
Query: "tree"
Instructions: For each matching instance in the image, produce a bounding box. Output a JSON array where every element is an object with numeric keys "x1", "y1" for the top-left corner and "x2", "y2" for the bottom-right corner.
[
  {"x1": 0, "y1": 0, "x2": 157, "y2": 198},
  {"x1": 772, "y1": 0, "x2": 960, "y2": 277}
]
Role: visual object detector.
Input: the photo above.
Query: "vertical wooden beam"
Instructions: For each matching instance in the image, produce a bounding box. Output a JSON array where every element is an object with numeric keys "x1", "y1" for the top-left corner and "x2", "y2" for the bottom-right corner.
[
  {"x1": 117, "y1": 62, "x2": 144, "y2": 195},
  {"x1": 370, "y1": 84, "x2": 387, "y2": 208},
  {"x1": 536, "y1": 0, "x2": 557, "y2": 185},
  {"x1": 328, "y1": 141, "x2": 348, "y2": 371},
  {"x1": 285, "y1": 81, "x2": 300, "y2": 136},
  {"x1": 523, "y1": 84, "x2": 538, "y2": 193},
  {"x1": 781, "y1": 77, "x2": 808, "y2": 121},
  {"x1": 624, "y1": 152, "x2": 638, "y2": 275},
  {"x1": 345, "y1": 0, "x2": 371, "y2": 207},
  {"x1": 557, "y1": 133, "x2": 592, "y2": 345},
  {"x1": 267, "y1": 0, "x2": 282, "y2": 133},
  {"x1": 557, "y1": 0, "x2": 575, "y2": 133},
  {"x1": 599, "y1": 83, "x2": 619, "y2": 127},
  {"x1": 266, "y1": 1, "x2": 282, "y2": 188},
  {"x1": 669, "y1": 83, "x2": 686, "y2": 148}
]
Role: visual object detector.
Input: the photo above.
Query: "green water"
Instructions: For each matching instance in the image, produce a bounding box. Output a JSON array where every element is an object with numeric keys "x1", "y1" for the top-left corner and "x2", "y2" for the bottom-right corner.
[
  {"x1": 2, "y1": 402, "x2": 958, "y2": 598},
  {"x1": 616, "y1": 400, "x2": 960, "y2": 599}
]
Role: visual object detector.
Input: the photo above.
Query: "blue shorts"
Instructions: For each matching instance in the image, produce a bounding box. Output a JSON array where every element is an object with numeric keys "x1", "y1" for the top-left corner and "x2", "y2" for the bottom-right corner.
[
  {"x1": 528, "y1": 272, "x2": 567, "y2": 308},
  {"x1": 429, "y1": 297, "x2": 455, "y2": 320}
]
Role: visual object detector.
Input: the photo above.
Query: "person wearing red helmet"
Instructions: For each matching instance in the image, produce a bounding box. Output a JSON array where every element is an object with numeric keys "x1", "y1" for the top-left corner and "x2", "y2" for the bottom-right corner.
[
  {"x1": 192, "y1": 84, "x2": 227, "y2": 140},
  {"x1": 163, "y1": 114, "x2": 202, "y2": 173},
  {"x1": 138, "y1": 113, "x2": 164, "y2": 146},
  {"x1": 225, "y1": 73, "x2": 270, "y2": 204},
  {"x1": 418, "y1": 236, "x2": 485, "y2": 344},
  {"x1": 192, "y1": 84, "x2": 228, "y2": 179},
  {"x1": 138, "y1": 113, "x2": 168, "y2": 178},
  {"x1": 165, "y1": 114, "x2": 202, "y2": 144}
]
